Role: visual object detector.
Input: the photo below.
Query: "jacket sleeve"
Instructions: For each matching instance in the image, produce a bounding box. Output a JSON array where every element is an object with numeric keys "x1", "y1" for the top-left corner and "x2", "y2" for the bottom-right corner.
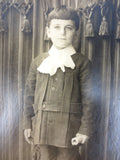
[
  {"x1": 78, "y1": 59, "x2": 94, "y2": 137},
  {"x1": 23, "y1": 59, "x2": 37, "y2": 129}
]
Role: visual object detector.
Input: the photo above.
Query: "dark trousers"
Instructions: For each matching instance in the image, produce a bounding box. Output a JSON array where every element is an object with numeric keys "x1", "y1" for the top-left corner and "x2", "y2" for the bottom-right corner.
[{"x1": 32, "y1": 145, "x2": 81, "y2": 160}]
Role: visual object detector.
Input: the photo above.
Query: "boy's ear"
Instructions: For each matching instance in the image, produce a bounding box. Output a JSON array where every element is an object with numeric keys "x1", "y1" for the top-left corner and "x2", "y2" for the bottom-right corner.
[
  {"x1": 73, "y1": 30, "x2": 78, "y2": 39},
  {"x1": 74, "y1": 30, "x2": 78, "y2": 37},
  {"x1": 46, "y1": 26, "x2": 51, "y2": 39}
]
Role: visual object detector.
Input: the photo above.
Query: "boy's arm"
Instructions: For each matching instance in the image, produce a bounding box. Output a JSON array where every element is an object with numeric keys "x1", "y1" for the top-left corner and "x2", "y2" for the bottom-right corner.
[
  {"x1": 23, "y1": 59, "x2": 37, "y2": 130},
  {"x1": 72, "y1": 59, "x2": 94, "y2": 146},
  {"x1": 80, "y1": 59, "x2": 93, "y2": 133},
  {"x1": 78, "y1": 59, "x2": 94, "y2": 137}
]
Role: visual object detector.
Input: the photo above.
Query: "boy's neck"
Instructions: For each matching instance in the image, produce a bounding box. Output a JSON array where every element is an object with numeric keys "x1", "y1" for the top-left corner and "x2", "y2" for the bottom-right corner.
[
  {"x1": 49, "y1": 45, "x2": 76, "y2": 56},
  {"x1": 53, "y1": 44, "x2": 74, "y2": 50}
]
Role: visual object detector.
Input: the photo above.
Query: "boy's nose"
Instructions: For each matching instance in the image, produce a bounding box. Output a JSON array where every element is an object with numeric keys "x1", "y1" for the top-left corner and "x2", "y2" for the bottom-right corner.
[{"x1": 60, "y1": 27, "x2": 66, "y2": 35}]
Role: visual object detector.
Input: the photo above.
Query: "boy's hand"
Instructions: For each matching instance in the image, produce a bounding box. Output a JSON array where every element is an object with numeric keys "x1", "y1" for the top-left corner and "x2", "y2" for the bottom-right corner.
[
  {"x1": 71, "y1": 133, "x2": 88, "y2": 146},
  {"x1": 24, "y1": 129, "x2": 33, "y2": 145}
]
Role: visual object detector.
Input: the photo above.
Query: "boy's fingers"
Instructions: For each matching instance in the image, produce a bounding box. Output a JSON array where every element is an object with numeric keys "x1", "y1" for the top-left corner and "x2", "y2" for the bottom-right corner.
[
  {"x1": 24, "y1": 135, "x2": 33, "y2": 144},
  {"x1": 81, "y1": 138, "x2": 86, "y2": 144},
  {"x1": 27, "y1": 131, "x2": 31, "y2": 138},
  {"x1": 24, "y1": 129, "x2": 33, "y2": 144},
  {"x1": 26, "y1": 137, "x2": 33, "y2": 144},
  {"x1": 24, "y1": 129, "x2": 31, "y2": 138},
  {"x1": 71, "y1": 137, "x2": 78, "y2": 145}
]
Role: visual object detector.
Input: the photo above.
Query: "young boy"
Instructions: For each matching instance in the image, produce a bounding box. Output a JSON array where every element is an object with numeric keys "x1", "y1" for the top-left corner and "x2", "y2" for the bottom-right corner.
[{"x1": 23, "y1": 6, "x2": 93, "y2": 160}]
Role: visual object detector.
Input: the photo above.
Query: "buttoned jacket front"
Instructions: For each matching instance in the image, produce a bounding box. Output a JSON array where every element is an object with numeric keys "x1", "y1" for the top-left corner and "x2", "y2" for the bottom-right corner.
[{"x1": 23, "y1": 52, "x2": 93, "y2": 147}]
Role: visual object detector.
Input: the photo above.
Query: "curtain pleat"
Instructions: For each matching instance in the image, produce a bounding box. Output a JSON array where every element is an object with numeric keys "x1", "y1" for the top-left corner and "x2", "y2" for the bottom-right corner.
[{"x1": 0, "y1": 0, "x2": 119, "y2": 160}]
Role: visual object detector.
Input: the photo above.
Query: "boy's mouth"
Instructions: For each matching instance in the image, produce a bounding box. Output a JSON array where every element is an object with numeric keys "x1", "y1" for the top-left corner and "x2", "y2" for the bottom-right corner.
[{"x1": 58, "y1": 38, "x2": 66, "y2": 40}]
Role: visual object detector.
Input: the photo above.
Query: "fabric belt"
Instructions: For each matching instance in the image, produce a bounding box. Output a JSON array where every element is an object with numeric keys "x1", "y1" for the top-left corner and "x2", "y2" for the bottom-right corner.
[{"x1": 40, "y1": 102, "x2": 82, "y2": 113}]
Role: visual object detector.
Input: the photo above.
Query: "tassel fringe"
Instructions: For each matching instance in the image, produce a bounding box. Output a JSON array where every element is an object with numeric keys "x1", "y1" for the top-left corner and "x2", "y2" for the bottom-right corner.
[
  {"x1": 21, "y1": 16, "x2": 31, "y2": 33},
  {"x1": 99, "y1": 17, "x2": 109, "y2": 36},
  {"x1": 116, "y1": 21, "x2": 120, "y2": 39},
  {"x1": 85, "y1": 19, "x2": 95, "y2": 37},
  {"x1": 0, "y1": 18, "x2": 7, "y2": 32}
]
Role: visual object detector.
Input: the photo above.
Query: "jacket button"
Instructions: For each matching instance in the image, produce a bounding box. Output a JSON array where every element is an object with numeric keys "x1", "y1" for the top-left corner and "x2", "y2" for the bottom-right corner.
[{"x1": 43, "y1": 104, "x2": 46, "y2": 108}]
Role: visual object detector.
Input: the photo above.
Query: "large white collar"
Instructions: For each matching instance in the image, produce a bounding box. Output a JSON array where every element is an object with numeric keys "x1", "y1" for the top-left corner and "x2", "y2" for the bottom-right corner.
[
  {"x1": 37, "y1": 45, "x2": 76, "y2": 76},
  {"x1": 49, "y1": 45, "x2": 76, "y2": 56}
]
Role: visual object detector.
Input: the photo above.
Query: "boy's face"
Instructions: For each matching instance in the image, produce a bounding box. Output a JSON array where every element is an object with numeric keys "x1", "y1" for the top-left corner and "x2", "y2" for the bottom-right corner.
[{"x1": 47, "y1": 19, "x2": 77, "y2": 49}]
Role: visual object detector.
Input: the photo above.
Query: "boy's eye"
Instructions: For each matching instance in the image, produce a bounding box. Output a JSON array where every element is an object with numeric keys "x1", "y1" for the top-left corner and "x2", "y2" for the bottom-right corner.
[
  {"x1": 52, "y1": 25, "x2": 75, "y2": 32},
  {"x1": 54, "y1": 26, "x2": 60, "y2": 29},
  {"x1": 66, "y1": 27, "x2": 73, "y2": 30},
  {"x1": 65, "y1": 26, "x2": 74, "y2": 30}
]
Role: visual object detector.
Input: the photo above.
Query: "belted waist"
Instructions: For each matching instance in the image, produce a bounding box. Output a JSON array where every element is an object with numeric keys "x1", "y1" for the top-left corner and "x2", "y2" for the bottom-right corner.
[{"x1": 39, "y1": 101, "x2": 82, "y2": 113}]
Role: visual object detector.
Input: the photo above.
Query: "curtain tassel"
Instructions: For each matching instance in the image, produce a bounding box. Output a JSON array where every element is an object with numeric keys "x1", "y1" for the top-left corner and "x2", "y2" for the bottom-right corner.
[
  {"x1": 0, "y1": 18, "x2": 7, "y2": 32},
  {"x1": 85, "y1": 19, "x2": 94, "y2": 37},
  {"x1": 21, "y1": 16, "x2": 31, "y2": 33},
  {"x1": 116, "y1": 21, "x2": 120, "y2": 39},
  {"x1": 99, "y1": 17, "x2": 109, "y2": 36}
]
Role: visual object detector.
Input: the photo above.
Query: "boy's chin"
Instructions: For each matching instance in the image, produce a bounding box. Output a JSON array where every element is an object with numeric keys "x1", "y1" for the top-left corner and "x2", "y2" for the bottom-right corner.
[
  {"x1": 54, "y1": 44, "x2": 71, "y2": 50},
  {"x1": 55, "y1": 46, "x2": 66, "y2": 50}
]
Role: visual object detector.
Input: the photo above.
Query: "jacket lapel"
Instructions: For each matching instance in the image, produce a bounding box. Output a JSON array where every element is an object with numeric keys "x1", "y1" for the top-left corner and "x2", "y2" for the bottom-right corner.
[
  {"x1": 34, "y1": 74, "x2": 49, "y2": 144},
  {"x1": 37, "y1": 74, "x2": 49, "y2": 109}
]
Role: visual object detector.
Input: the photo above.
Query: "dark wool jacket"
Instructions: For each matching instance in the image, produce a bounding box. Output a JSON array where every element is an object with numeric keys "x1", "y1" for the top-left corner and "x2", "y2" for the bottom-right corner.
[{"x1": 23, "y1": 52, "x2": 94, "y2": 147}]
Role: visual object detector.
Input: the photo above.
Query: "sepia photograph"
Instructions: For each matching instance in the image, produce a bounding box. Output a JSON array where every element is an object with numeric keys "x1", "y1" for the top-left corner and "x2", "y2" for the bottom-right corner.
[{"x1": 0, "y1": 0, "x2": 120, "y2": 160}]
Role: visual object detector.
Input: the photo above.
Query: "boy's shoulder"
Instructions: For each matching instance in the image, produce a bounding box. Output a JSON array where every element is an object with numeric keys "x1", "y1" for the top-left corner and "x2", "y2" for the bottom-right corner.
[
  {"x1": 72, "y1": 52, "x2": 91, "y2": 65},
  {"x1": 33, "y1": 52, "x2": 49, "y2": 67},
  {"x1": 76, "y1": 52, "x2": 89, "y2": 60},
  {"x1": 32, "y1": 51, "x2": 91, "y2": 67}
]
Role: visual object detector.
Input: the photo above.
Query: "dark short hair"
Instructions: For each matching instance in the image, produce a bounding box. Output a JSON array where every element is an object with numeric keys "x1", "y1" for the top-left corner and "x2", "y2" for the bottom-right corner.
[{"x1": 47, "y1": 6, "x2": 79, "y2": 30}]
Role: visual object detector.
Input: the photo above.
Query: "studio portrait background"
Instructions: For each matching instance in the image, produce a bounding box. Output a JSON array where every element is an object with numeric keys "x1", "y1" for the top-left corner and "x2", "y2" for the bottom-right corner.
[{"x1": 0, "y1": 0, "x2": 120, "y2": 160}]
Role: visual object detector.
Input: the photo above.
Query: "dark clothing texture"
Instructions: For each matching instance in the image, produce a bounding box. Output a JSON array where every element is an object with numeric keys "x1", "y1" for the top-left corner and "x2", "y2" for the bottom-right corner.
[
  {"x1": 38, "y1": 145, "x2": 81, "y2": 160},
  {"x1": 23, "y1": 52, "x2": 93, "y2": 147}
]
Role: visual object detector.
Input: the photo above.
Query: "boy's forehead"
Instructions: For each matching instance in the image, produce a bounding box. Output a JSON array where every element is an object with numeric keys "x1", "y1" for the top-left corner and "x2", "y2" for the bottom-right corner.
[{"x1": 49, "y1": 19, "x2": 75, "y2": 26}]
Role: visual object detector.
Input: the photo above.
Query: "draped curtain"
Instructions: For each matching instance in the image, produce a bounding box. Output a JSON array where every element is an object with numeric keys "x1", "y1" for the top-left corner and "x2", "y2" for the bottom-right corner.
[{"x1": 0, "y1": 0, "x2": 120, "y2": 160}]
